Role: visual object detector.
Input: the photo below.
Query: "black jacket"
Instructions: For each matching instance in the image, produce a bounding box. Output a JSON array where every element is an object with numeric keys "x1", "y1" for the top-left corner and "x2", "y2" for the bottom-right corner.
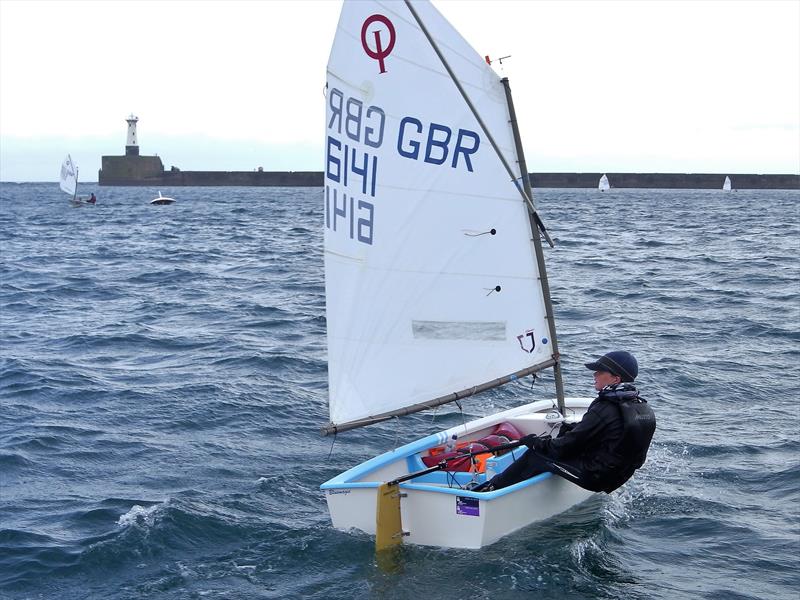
[{"x1": 531, "y1": 386, "x2": 654, "y2": 492}]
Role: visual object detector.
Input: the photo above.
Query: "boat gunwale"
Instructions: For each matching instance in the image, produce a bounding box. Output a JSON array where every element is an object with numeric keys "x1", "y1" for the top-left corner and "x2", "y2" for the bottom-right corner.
[{"x1": 321, "y1": 397, "x2": 594, "y2": 500}]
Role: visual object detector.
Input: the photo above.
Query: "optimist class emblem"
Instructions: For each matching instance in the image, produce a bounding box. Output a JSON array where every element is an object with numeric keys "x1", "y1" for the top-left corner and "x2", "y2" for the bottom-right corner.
[{"x1": 361, "y1": 14, "x2": 396, "y2": 74}]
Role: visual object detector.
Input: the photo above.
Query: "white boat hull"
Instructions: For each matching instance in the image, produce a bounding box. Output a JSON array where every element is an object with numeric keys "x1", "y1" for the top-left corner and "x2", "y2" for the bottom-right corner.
[
  {"x1": 322, "y1": 398, "x2": 596, "y2": 549},
  {"x1": 151, "y1": 191, "x2": 175, "y2": 205}
]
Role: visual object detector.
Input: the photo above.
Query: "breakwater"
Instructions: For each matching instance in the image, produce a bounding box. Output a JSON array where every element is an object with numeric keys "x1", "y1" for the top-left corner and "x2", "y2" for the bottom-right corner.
[
  {"x1": 99, "y1": 169, "x2": 323, "y2": 187},
  {"x1": 98, "y1": 156, "x2": 799, "y2": 189},
  {"x1": 530, "y1": 172, "x2": 799, "y2": 190},
  {"x1": 98, "y1": 155, "x2": 320, "y2": 187}
]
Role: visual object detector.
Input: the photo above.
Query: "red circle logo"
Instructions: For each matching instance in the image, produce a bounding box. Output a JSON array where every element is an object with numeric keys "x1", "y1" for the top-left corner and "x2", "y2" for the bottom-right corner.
[{"x1": 361, "y1": 14, "x2": 396, "y2": 74}]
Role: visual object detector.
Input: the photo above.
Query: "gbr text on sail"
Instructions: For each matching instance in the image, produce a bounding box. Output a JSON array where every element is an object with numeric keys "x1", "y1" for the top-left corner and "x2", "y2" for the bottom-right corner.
[{"x1": 325, "y1": 87, "x2": 481, "y2": 246}]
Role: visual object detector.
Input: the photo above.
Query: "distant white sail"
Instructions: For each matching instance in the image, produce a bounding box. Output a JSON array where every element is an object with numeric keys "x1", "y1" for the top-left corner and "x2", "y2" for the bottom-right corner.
[
  {"x1": 60, "y1": 155, "x2": 77, "y2": 196},
  {"x1": 324, "y1": 1, "x2": 552, "y2": 429},
  {"x1": 723, "y1": 176, "x2": 732, "y2": 191},
  {"x1": 598, "y1": 174, "x2": 610, "y2": 191}
]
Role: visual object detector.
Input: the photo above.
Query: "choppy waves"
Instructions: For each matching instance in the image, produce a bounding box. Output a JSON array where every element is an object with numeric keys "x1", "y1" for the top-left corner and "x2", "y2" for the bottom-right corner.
[{"x1": 1, "y1": 184, "x2": 798, "y2": 599}]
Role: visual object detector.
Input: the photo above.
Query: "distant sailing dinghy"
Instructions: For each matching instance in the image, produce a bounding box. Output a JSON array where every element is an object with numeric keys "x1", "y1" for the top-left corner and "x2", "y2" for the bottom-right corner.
[
  {"x1": 60, "y1": 154, "x2": 93, "y2": 207},
  {"x1": 599, "y1": 174, "x2": 610, "y2": 192},
  {"x1": 723, "y1": 176, "x2": 732, "y2": 192},
  {"x1": 320, "y1": 0, "x2": 595, "y2": 550},
  {"x1": 150, "y1": 191, "x2": 175, "y2": 205}
]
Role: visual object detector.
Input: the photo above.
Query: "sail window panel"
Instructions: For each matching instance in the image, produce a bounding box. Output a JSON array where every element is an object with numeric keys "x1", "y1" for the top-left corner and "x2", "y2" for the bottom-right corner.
[{"x1": 411, "y1": 320, "x2": 506, "y2": 341}]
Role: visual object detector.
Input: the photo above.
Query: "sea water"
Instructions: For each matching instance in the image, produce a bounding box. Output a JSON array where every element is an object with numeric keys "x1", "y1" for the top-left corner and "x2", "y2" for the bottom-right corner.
[{"x1": 1, "y1": 183, "x2": 798, "y2": 599}]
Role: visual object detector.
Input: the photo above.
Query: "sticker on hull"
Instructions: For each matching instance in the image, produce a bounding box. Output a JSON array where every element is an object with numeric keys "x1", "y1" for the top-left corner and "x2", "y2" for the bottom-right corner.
[{"x1": 456, "y1": 496, "x2": 480, "y2": 517}]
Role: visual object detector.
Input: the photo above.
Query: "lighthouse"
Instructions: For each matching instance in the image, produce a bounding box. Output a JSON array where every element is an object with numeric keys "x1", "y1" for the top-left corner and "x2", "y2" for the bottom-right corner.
[
  {"x1": 125, "y1": 114, "x2": 139, "y2": 156},
  {"x1": 100, "y1": 113, "x2": 165, "y2": 184}
]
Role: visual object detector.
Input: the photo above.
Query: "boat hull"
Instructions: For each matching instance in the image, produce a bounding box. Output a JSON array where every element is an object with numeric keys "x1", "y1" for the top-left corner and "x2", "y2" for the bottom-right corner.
[{"x1": 322, "y1": 398, "x2": 596, "y2": 549}]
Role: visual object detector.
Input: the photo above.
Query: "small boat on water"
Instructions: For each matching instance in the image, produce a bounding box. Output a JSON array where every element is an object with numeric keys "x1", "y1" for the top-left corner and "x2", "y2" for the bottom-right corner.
[
  {"x1": 599, "y1": 173, "x2": 611, "y2": 191},
  {"x1": 150, "y1": 191, "x2": 175, "y2": 205},
  {"x1": 723, "y1": 176, "x2": 732, "y2": 191},
  {"x1": 320, "y1": 0, "x2": 598, "y2": 550},
  {"x1": 60, "y1": 154, "x2": 95, "y2": 207},
  {"x1": 323, "y1": 400, "x2": 595, "y2": 549}
]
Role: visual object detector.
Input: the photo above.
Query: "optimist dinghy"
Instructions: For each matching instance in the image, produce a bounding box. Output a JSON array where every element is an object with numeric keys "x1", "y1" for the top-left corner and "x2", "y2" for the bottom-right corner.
[
  {"x1": 60, "y1": 155, "x2": 92, "y2": 207},
  {"x1": 599, "y1": 173, "x2": 610, "y2": 191},
  {"x1": 723, "y1": 176, "x2": 732, "y2": 192},
  {"x1": 320, "y1": 0, "x2": 595, "y2": 550}
]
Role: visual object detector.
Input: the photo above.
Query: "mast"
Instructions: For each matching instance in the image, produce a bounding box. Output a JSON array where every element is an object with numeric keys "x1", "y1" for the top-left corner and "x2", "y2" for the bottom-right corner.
[
  {"x1": 500, "y1": 78, "x2": 566, "y2": 415},
  {"x1": 74, "y1": 167, "x2": 79, "y2": 203}
]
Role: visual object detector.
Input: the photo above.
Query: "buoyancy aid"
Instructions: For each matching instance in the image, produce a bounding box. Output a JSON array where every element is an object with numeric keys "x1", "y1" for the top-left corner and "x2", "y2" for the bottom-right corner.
[{"x1": 594, "y1": 383, "x2": 656, "y2": 489}]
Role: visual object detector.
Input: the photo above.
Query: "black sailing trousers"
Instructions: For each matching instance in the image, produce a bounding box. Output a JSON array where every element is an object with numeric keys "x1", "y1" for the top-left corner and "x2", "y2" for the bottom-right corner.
[{"x1": 488, "y1": 449, "x2": 600, "y2": 493}]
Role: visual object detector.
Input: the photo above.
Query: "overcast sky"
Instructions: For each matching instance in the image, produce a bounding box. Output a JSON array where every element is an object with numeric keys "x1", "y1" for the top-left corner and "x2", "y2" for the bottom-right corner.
[{"x1": 1, "y1": 0, "x2": 798, "y2": 182}]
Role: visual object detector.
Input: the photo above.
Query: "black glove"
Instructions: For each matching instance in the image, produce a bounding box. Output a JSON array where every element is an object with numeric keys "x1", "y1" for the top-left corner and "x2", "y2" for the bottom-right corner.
[
  {"x1": 520, "y1": 434, "x2": 541, "y2": 450},
  {"x1": 556, "y1": 421, "x2": 575, "y2": 438}
]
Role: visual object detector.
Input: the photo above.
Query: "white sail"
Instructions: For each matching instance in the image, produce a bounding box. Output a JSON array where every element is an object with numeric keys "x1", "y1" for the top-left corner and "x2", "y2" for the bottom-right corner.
[
  {"x1": 723, "y1": 176, "x2": 732, "y2": 191},
  {"x1": 598, "y1": 174, "x2": 610, "y2": 191},
  {"x1": 60, "y1": 154, "x2": 77, "y2": 196},
  {"x1": 324, "y1": 0, "x2": 552, "y2": 429}
]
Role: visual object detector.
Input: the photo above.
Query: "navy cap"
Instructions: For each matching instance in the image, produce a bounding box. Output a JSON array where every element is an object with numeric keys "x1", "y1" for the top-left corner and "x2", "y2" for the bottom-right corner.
[{"x1": 585, "y1": 351, "x2": 638, "y2": 382}]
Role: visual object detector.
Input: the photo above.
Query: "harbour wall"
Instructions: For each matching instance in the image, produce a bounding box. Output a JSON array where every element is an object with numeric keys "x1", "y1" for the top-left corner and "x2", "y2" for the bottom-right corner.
[
  {"x1": 98, "y1": 157, "x2": 799, "y2": 189},
  {"x1": 100, "y1": 155, "x2": 321, "y2": 187},
  {"x1": 528, "y1": 172, "x2": 799, "y2": 189}
]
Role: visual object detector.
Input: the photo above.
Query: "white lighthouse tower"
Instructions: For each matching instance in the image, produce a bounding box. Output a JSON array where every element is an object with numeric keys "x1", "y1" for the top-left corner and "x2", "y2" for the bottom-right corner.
[{"x1": 125, "y1": 114, "x2": 139, "y2": 156}]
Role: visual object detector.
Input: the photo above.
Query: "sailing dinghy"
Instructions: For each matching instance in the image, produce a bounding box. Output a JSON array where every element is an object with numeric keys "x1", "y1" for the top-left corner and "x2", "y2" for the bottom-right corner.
[
  {"x1": 320, "y1": 0, "x2": 595, "y2": 550},
  {"x1": 599, "y1": 173, "x2": 610, "y2": 191},
  {"x1": 60, "y1": 154, "x2": 92, "y2": 207},
  {"x1": 722, "y1": 176, "x2": 732, "y2": 191},
  {"x1": 150, "y1": 191, "x2": 175, "y2": 205}
]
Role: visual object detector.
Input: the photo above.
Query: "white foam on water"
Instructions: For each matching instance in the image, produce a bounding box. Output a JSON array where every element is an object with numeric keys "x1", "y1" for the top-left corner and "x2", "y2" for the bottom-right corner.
[
  {"x1": 571, "y1": 536, "x2": 602, "y2": 566},
  {"x1": 117, "y1": 503, "x2": 161, "y2": 528}
]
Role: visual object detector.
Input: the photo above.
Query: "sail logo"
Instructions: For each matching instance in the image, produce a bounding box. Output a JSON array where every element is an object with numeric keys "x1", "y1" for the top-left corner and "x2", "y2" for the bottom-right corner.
[
  {"x1": 517, "y1": 329, "x2": 536, "y2": 353},
  {"x1": 361, "y1": 14, "x2": 395, "y2": 74}
]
